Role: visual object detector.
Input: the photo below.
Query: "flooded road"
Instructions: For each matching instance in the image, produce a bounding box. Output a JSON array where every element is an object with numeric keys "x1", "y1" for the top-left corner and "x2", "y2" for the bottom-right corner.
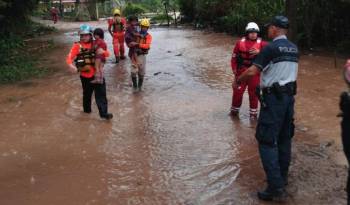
[{"x1": 0, "y1": 21, "x2": 347, "y2": 205}]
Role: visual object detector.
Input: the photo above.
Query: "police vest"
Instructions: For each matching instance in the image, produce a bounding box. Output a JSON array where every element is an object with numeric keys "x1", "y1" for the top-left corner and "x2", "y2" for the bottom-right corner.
[
  {"x1": 74, "y1": 42, "x2": 95, "y2": 73},
  {"x1": 237, "y1": 37, "x2": 262, "y2": 68}
]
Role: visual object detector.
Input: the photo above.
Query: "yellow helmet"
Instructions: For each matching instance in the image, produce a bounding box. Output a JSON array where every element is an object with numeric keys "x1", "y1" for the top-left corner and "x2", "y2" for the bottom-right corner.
[
  {"x1": 113, "y1": 8, "x2": 121, "y2": 16},
  {"x1": 140, "y1": 18, "x2": 150, "y2": 27}
]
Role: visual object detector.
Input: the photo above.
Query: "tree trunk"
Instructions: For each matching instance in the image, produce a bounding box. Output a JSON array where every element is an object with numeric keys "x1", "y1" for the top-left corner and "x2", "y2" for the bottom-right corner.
[
  {"x1": 59, "y1": 0, "x2": 63, "y2": 17},
  {"x1": 164, "y1": 2, "x2": 170, "y2": 27},
  {"x1": 88, "y1": 0, "x2": 98, "y2": 20},
  {"x1": 173, "y1": 8, "x2": 177, "y2": 26},
  {"x1": 285, "y1": 0, "x2": 298, "y2": 43}
]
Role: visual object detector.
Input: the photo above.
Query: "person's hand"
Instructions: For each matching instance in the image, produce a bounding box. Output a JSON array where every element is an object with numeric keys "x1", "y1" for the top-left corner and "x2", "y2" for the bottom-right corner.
[
  {"x1": 129, "y1": 42, "x2": 139, "y2": 47},
  {"x1": 344, "y1": 59, "x2": 350, "y2": 85},
  {"x1": 133, "y1": 32, "x2": 141, "y2": 37},
  {"x1": 232, "y1": 77, "x2": 239, "y2": 90},
  {"x1": 249, "y1": 47, "x2": 260, "y2": 55},
  {"x1": 345, "y1": 59, "x2": 350, "y2": 68},
  {"x1": 68, "y1": 64, "x2": 78, "y2": 74}
]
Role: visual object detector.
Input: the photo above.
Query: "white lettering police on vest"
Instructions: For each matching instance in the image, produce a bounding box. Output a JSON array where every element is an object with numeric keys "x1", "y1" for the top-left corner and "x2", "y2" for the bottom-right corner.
[{"x1": 278, "y1": 46, "x2": 297, "y2": 53}]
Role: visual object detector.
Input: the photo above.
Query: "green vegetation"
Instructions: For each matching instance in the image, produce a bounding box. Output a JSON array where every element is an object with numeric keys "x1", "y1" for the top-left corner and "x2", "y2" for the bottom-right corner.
[
  {"x1": 178, "y1": 0, "x2": 350, "y2": 51},
  {"x1": 0, "y1": 1, "x2": 58, "y2": 83},
  {"x1": 123, "y1": 2, "x2": 147, "y2": 17},
  {"x1": 0, "y1": 35, "x2": 50, "y2": 84}
]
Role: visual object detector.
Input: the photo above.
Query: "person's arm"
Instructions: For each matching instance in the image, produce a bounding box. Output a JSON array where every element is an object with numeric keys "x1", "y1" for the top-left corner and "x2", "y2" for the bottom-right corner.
[
  {"x1": 261, "y1": 40, "x2": 269, "y2": 48},
  {"x1": 107, "y1": 19, "x2": 113, "y2": 36},
  {"x1": 236, "y1": 65, "x2": 260, "y2": 84},
  {"x1": 66, "y1": 43, "x2": 80, "y2": 73},
  {"x1": 121, "y1": 18, "x2": 127, "y2": 31},
  {"x1": 231, "y1": 42, "x2": 240, "y2": 75},
  {"x1": 234, "y1": 45, "x2": 272, "y2": 88},
  {"x1": 139, "y1": 34, "x2": 152, "y2": 50}
]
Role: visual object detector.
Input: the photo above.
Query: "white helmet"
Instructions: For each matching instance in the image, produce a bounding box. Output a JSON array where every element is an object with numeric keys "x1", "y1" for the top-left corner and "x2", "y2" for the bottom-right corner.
[{"x1": 245, "y1": 22, "x2": 260, "y2": 33}]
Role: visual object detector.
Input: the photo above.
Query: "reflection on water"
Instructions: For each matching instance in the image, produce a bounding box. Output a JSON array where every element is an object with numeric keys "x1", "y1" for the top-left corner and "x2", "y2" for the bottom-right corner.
[{"x1": 0, "y1": 27, "x2": 267, "y2": 205}]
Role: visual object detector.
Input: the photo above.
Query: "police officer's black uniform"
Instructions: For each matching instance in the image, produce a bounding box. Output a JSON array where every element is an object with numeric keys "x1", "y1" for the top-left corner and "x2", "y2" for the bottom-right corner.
[
  {"x1": 341, "y1": 91, "x2": 350, "y2": 205},
  {"x1": 252, "y1": 16, "x2": 299, "y2": 201}
]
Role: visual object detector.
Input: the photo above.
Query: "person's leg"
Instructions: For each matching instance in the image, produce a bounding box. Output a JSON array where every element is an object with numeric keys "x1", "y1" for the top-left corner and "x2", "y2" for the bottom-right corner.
[
  {"x1": 231, "y1": 68, "x2": 248, "y2": 115},
  {"x1": 256, "y1": 94, "x2": 286, "y2": 199},
  {"x1": 130, "y1": 54, "x2": 139, "y2": 89},
  {"x1": 94, "y1": 79, "x2": 111, "y2": 119},
  {"x1": 137, "y1": 55, "x2": 146, "y2": 89},
  {"x1": 118, "y1": 32, "x2": 125, "y2": 59},
  {"x1": 277, "y1": 95, "x2": 294, "y2": 185},
  {"x1": 113, "y1": 34, "x2": 120, "y2": 63},
  {"x1": 247, "y1": 73, "x2": 260, "y2": 118},
  {"x1": 80, "y1": 76, "x2": 94, "y2": 113},
  {"x1": 92, "y1": 48, "x2": 105, "y2": 84},
  {"x1": 231, "y1": 82, "x2": 247, "y2": 115}
]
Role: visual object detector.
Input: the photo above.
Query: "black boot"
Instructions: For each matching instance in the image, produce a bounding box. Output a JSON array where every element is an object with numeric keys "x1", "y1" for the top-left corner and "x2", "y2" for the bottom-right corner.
[
  {"x1": 101, "y1": 113, "x2": 113, "y2": 120},
  {"x1": 115, "y1": 56, "x2": 120, "y2": 63},
  {"x1": 257, "y1": 187, "x2": 287, "y2": 202},
  {"x1": 131, "y1": 76, "x2": 138, "y2": 90},
  {"x1": 138, "y1": 75, "x2": 144, "y2": 90}
]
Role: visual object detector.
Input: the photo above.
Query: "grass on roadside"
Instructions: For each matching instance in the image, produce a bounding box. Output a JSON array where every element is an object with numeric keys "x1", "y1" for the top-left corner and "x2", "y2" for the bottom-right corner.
[{"x1": 0, "y1": 22, "x2": 57, "y2": 84}]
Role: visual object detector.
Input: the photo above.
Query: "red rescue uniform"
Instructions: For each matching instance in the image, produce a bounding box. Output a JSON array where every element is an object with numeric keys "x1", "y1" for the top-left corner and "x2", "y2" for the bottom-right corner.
[
  {"x1": 231, "y1": 37, "x2": 268, "y2": 116},
  {"x1": 108, "y1": 17, "x2": 126, "y2": 59}
]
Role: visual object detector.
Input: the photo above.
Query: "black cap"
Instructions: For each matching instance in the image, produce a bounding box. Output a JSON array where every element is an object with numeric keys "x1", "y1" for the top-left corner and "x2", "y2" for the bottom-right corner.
[{"x1": 265, "y1": 16, "x2": 289, "y2": 29}]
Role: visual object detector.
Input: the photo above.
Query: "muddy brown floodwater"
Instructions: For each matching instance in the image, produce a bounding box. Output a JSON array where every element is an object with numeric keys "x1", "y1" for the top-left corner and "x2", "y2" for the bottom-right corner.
[{"x1": 0, "y1": 20, "x2": 348, "y2": 205}]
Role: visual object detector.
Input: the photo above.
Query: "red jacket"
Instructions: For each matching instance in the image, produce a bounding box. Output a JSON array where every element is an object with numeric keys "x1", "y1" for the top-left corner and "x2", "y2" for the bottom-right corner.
[
  {"x1": 231, "y1": 37, "x2": 268, "y2": 73},
  {"x1": 108, "y1": 17, "x2": 126, "y2": 33}
]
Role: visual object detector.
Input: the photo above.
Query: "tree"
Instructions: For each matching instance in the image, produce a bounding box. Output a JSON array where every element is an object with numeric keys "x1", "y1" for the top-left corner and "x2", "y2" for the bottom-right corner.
[
  {"x1": 0, "y1": 0, "x2": 40, "y2": 34},
  {"x1": 285, "y1": 0, "x2": 297, "y2": 43},
  {"x1": 162, "y1": 0, "x2": 170, "y2": 26}
]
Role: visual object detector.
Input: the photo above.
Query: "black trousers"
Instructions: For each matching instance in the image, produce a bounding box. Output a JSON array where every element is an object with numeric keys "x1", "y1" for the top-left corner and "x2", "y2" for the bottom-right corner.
[
  {"x1": 340, "y1": 92, "x2": 350, "y2": 205},
  {"x1": 256, "y1": 93, "x2": 295, "y2": 190},
  {"x1": 80, "y1": 76, "x2": 108, "y2": 117}
]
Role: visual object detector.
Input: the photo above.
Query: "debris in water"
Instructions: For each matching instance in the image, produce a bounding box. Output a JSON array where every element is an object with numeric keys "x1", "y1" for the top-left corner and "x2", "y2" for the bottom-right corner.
[{"x1": 30, "y1": 176, "x2": 35, "y2": 184}]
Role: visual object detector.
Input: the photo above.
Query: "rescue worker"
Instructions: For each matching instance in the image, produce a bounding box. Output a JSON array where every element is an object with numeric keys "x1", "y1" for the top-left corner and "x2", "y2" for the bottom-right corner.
[
  {"x1": 234, "y1": 16, "x2": 298, "y2": 201},
  {"x1": 50, "y1": 7, "x2": 59, "y2": 24},
  {"x1": 230, "y1": 22, "x2": 268, "y2": 119},
  {"x1": 125, "y1": 17, "x2": 152, "y2": 91},
  {"x1": 66, "y1": 24, "x2": 113, "y2": 120},
  {"x1": 341, "y1": 59, "x2": 350, "y2": 205},
  {"x1": 108, "y1": 8, "x2": 126, "y2": 63}
]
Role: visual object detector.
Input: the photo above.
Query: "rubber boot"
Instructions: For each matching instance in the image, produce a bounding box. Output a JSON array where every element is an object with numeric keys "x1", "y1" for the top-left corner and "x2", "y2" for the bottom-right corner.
[
  {"x1": 115, "y1": 56, "x2": 120, "y2": 63},
  {"x1": 131, "y1": 75, "x2": 138, "y2": 91},
  {"x1": 257, "y1": 187, "x2": 287, "y2": 202},
  {"x1": 138, "y1": 75, "x2": 144, "y2": 91}
]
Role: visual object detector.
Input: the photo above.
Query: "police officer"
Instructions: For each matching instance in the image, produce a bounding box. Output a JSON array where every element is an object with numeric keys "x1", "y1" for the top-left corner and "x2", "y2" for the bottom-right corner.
[
  {"x1": 341, "y1": 59, "x2": 350, "y2": 205},
  {"x1": 234, "y1": 16, "x2": 298, "y2": 201}
]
